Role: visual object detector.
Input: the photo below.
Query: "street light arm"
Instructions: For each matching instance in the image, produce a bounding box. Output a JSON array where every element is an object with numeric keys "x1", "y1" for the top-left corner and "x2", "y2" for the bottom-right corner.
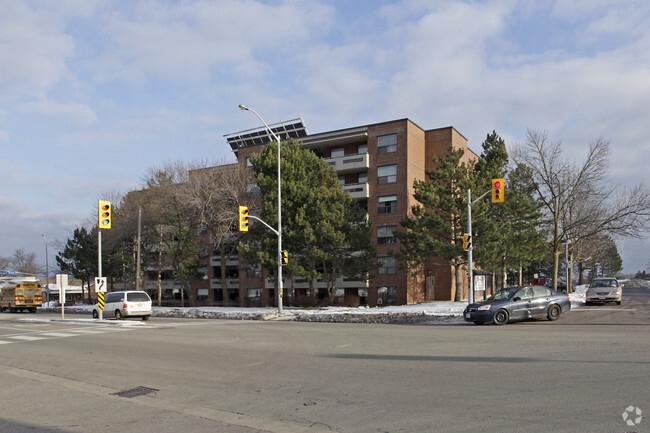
[{"x1": 238, "y1": 104, "x2": 280, "y2": 143}]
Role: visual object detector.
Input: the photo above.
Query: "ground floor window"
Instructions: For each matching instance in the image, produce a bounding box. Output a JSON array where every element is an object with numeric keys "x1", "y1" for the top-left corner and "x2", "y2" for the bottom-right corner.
[
  {"x1": 377, "y1": 286, "x2": 397, "y2": 306},
  {"x1": 197, "y1": 288, "x2": 209, "y2": 302}
]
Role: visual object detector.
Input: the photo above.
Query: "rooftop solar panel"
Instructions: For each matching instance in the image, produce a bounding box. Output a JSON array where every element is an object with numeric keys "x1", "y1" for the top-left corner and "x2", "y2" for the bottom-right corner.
[{"x1": 225, "y1": 118, "x2": 308, "y2": 151}]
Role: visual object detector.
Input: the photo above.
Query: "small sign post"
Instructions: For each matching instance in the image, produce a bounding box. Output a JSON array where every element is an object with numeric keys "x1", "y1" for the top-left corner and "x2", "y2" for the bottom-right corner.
[
  {"x1": 56, "y1": 274, "x2": 68, "y2": 319},
  {"x1": 95, "y1": 277, "x2": 107, "y2": 320}
]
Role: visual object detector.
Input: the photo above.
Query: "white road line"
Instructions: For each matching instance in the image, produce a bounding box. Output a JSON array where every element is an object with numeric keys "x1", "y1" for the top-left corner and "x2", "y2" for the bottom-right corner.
[
  {"x1": 8, "y1": 335, "x2": 46, "y2": 341},
  {"x1": 39, "y1": 332, "x2": 81, "y2": 338}
]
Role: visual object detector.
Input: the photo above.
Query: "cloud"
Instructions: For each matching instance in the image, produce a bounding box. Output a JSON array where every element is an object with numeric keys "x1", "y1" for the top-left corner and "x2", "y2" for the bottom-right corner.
[
  {"x1": 92, "y1": 0, "x2": 336, "y2": 83},
  {"x1": 19, "y1": 100, "x2": 97, "y2": 126},
  {"x1": 0, "y1": 1, "x2": 97, "y2": 102}
]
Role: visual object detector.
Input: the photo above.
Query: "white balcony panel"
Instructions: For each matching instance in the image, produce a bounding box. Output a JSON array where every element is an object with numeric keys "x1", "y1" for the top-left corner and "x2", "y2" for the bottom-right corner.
[
  {"x1": 342, "y1": 182, "x2": 369, "y2": 199},
  {"x1": 210, "y1": 278, "x2": 240, "y2": 289},
  {"x1": 265, "y1": 276, "x2": 369, "y2": 289},
  {"x1": 325, "y1": 153, "x2": 369, "y2": 174},
  {"x1": 210, "y1": 255, "x2": 239, "y2": 267}
]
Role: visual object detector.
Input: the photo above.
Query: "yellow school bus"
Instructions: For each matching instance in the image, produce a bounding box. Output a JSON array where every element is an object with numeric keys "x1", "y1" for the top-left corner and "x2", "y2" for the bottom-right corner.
[{"x1": 0, "y1": 282, "x2": 43, "y2": 313}]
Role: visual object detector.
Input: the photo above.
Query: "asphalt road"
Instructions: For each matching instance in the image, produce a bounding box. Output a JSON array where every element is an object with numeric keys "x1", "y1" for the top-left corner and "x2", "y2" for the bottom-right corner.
[{"x1": 0, "y1": 285, "x2": 648, "y2": 433}]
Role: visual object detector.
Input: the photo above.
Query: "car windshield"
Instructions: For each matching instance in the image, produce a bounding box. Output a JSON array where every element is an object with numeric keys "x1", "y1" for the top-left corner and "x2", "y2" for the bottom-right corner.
[
  {"x1": 591, "y1": 279, "x2": 617, "y2": 288},
  {"x1": 488, "y1": 288, "x2": 519, "y2": 301}
]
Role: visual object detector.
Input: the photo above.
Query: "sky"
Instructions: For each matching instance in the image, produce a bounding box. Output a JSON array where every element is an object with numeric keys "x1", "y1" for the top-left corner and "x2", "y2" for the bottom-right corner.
[{"x1": 1, "y1": 0, "x2": 649, "y2": 275}]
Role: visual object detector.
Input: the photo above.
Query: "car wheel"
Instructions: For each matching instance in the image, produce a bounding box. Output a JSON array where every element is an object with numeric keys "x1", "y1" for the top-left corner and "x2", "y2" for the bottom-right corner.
[
  {"x1": 547, "y1": 304, "x2": 561, "y2": 321},
  {"x1": 616, "y1": 301, "x2": 621, "y2": 305},
  {"x1": 493, "y1": 309, "x2": 509, "y2": 325},
  {"x1": 141, "y1": 315, "x2": 150, "y2": 321},
  {"x1": 115, "y1": 310, "x2": 123, "y2": 320},
  {"x1": 92, "y1": 310, "x2": 99, "y2": 319}
]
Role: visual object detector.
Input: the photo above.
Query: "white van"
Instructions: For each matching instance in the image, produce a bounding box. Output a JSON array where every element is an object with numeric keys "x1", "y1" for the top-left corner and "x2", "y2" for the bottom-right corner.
[{"x1": 92, "y1": 291, "x2": 152, "y2": 321}]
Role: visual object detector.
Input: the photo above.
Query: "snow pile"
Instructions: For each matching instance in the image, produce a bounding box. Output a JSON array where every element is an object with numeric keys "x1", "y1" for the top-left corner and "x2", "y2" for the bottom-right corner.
[
  {"x1": 44, "y1": 302, "x2": 469, "y2": 324},
  {"x1": 45, "y1": 284, "x2": 632, "y2": 324}
]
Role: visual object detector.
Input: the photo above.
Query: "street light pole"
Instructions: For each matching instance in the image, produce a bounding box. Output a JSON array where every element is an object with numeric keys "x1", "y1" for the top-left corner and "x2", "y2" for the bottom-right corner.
[{"x1": 239, "y1": 104, "x2": 283, "y2": 314}]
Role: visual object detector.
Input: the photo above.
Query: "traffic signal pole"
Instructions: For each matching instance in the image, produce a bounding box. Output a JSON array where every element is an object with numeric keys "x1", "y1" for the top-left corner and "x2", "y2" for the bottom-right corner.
[
  {"x1": 466, "y1": 180, "x2": 505, "y2": 304},
  {"x1": 466, "y1": 189, "x2": 491, "y2": 304}
]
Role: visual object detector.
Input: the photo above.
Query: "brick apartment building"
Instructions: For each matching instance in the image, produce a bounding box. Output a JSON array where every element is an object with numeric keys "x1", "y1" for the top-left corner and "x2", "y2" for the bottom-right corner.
[{"x1": 216, "y1": 118, "x2": 478, "y2": 308}]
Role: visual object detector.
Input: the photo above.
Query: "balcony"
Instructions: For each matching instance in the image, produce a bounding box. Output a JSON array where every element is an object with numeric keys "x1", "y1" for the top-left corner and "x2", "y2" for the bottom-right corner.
[
  {"x1": 265, "y1": 276, "x2": 369, "y2": 289},
  {"x1": 325, "y1": 152, "x2": 369, "y2": 174},
  {"x1": 342, "y1": 182, "x2": 369, "y2": 199},
  {"x1": 210, "y1": 278, "x2": 240, "y2": 289},
  {"x1": 210, "y1": 255, "x2": 239, "y2": 267}
]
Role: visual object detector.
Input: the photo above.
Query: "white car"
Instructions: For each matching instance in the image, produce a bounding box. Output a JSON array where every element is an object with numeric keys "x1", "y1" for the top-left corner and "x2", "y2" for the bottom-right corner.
[
  {"x1": 585, "y1": 278, "x2": 622, "y2": 305},
  {"x1": 92, "y1": 291, "x2": 152, "y2": 321}
]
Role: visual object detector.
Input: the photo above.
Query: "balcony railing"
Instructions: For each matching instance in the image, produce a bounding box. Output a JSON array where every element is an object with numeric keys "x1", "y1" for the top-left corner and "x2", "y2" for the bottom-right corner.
[
  {"x1": 210, "y1": 278, "x2": 240, "y2": 289},
  {"x1": 325, "y1": 152, "x2": 369, "y2": 174},
  {"x1": 210, "y1": 255, "x2": 239, "y2": 267},
  {"x1": 264, "y1": 276, "x2": 369, "y2": 289},
  {"x1": 342, "y1": 182, "x2": 369, "y2": 199}
]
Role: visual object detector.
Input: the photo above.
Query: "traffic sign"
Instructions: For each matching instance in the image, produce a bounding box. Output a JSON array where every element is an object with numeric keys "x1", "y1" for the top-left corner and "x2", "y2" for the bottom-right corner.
[{"x1": 95, "y1": 277, "x2": 107, "y2": 293}]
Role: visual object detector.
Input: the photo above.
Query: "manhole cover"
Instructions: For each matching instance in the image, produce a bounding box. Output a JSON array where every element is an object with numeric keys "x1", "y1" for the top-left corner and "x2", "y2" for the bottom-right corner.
[{"x1": 112, "y1": 386, "x2": 159, "y2": 398}]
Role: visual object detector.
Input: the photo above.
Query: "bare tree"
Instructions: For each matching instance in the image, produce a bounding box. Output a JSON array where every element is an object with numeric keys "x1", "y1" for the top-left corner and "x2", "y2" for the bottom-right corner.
[
  {"x1": 512, "y1": 130, "x2": 650, "y2": 288},
  {"x1": 142, "y1": 161, "x2": 201, "y2": 307},
  {"x1": 183, "y1": 160, "x2": 253, "y2": 306},
  {"x1": 12, "y1": 249, "x2": 40, "y2": 275}
]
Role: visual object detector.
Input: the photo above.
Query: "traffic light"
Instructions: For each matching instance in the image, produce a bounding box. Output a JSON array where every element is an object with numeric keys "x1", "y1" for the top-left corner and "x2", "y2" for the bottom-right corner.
[
  {"x1": 491, "y1": 178, "x2": 505, "y2": 203},
  {"x1": 462, "y1": 234, "x2": 471, "y2": 250},
  {"x1": 281, "y1": 250, "x2": 288, "y2": 266},
  {"x1": 98, "y1": 200, "x2": 112, "y2": 229},
  {"x1": 238, "y1": 206, "x2": 249, "y2": 231}
]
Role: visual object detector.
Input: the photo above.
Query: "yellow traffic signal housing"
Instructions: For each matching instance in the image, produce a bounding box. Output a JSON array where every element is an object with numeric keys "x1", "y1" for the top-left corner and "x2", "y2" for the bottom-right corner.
[
  {"x1": 98, "y1": 200, "x2": 112, "y2": 229},
  {"x1": 281, "y1": 250, "x2": 288, "y2": 266},
  {"x1": 462, "y1": 235, "x2": 471, "y2": 250},
  {"x1": 238, "y1": 206, "x2": 249, "y2": 231},
  {"x1": 491, "y1": 178, "x2": 505, "y2": 203}
]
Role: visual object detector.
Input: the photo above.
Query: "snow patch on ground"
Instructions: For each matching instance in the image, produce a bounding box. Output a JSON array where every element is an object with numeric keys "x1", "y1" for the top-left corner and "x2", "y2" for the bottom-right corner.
[{"x1": 39, "y1": 281, "x2": 647, "y2": 324}]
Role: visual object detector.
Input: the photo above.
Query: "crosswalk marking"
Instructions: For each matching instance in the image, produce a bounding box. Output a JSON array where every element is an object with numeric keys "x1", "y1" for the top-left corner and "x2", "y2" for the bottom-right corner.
[
  {"x1": 40, "y1": 332, "x2": 80, "y2": 338},
  {"x1": 9, "y1": 335, "x2": 46, "y2": 341},
  {"x1": 0, "y1": 323, "x2": 149, "y2": 345}
]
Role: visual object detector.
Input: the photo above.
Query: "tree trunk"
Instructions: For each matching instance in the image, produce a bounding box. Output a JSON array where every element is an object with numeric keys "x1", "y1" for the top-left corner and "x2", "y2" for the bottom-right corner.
[
  {"x1": 220, "y1": 242, "x2": 229, "y2": 307},
  {"x1": 454, "y1": 264, "x2": 463, "y2": 302}
]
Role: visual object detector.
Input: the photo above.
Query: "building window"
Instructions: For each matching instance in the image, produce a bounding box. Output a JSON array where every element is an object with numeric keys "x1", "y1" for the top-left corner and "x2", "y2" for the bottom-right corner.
[
  {"x1": 358, "y1": 144, "x2": 368, "y2": 154},
  {"x1": 378, "y1": 195, "x2": 397, "y2": 214},
  {"x1": 377, "y1": 225, "x2": 396, "y2": 244},
  {"x1": 377, "y1": 134, "x2": 397, "y2": 154},
  {"x1": 247, "y1": 182, "x2": 261, "y2": 198},
  {"x1": 247, "y1": 288, "x2": 261, "y2": 298},
  {"x1": 358, "y1": 172, "x2": 368, "y2": 183},
  {"x1": 197, "y1": 288, "x2": 209, "y2": 302},
  {"x1": 377, "y1": 164, "x2": 397, "y2": 184},
  {"x1": 377, "y1": 286, "x2": 397, "y2": 305},
  {"x1": 338, "y1": 175, "x2": 345, "y2": 186},
  {"x1": 246, "y1": 157, "x2": 253, "y2": 168},
  {"x1": 247, "y1": 267, "x2": 262, "y2": 278},
  {"x1": 378, "y1": 256, "x2": 397, "y2": 275},
  {"x1": 331, "y1": 147, "x2": 345, "y2": 158}
]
